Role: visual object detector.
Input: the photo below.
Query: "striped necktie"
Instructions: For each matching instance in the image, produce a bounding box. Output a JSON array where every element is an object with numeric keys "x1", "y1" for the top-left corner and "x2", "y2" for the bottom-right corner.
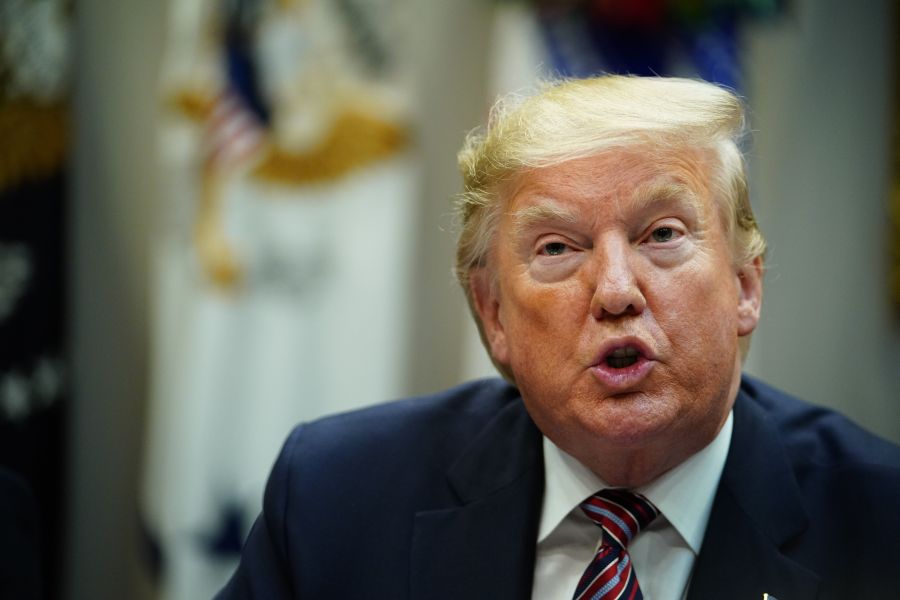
[{"x1": 573, "y1": 489, "x2": 660, "y2": 600}]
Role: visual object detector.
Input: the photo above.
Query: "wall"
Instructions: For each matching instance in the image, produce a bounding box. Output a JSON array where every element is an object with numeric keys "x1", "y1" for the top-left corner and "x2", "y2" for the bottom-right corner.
[
  {"x1": 67, "y1": 0, "x2": 162, "y2": 597},
  {"x1": 743, "y1": 0, "x2": 900, "y2": 442}
]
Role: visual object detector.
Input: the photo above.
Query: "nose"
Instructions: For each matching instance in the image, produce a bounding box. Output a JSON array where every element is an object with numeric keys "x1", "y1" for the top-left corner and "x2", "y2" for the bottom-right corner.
[{"x1": 589, "y1": 239, "x2": 646, "y2": 319}]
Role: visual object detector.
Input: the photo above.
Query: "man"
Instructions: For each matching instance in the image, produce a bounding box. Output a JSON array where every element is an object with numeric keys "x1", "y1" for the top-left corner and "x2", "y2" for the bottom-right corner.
[{"x1": 219, "y1": 76, "x2": 900, "y2": 599}]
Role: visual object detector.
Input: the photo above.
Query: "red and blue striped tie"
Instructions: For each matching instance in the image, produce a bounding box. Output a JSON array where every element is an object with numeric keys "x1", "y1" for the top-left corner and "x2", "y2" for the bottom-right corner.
[{"x1": 573, "y1": 489, "x2": 660, "y2": 600}]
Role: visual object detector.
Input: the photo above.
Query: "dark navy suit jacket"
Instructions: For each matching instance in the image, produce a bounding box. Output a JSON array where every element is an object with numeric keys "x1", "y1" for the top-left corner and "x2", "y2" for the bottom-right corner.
[{"x1": 219, "y1": 376, "x2": 900, "y2": 598}]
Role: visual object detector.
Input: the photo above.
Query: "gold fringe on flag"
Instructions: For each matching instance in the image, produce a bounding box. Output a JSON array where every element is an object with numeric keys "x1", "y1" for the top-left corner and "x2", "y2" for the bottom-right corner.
[
  {"x1": 168, "y1": 89, "x2": 216, "y2": 123},
  {"x1": 166, "y1": 88, "x2": 410, "y2": 290},
  {"x1": 195, "y1": 167, "x2": 245, "y2": 290},
  {"x1": 252, "y1": 110, "x2": 409, "y2": 185},
  {"x1": 0, "y1": 101, "x2": 67, "y2": 192}
]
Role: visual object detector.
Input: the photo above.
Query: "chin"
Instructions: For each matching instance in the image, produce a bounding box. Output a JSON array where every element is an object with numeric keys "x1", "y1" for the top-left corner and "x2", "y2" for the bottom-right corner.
[
  {"x1": 580, "y1": 388, "x2": 688, "y2": 444},
  {"x1": 584, "y1": 415, "x2": 673, "y2": 450}
]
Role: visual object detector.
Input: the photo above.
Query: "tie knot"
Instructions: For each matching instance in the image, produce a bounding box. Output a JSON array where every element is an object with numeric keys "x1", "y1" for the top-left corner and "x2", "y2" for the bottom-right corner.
[{"x1": 580, "y1": 489, "x2": 659, "y2": 549}]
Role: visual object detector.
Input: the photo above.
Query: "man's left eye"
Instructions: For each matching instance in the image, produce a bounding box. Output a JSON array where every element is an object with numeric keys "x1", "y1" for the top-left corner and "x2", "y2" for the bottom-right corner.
[
  {"x1": 541, "y1": 242, "x2": 569, "y2": 256},
  {"x1": 650, "y1": 227, "x2": 676, "y2": 243}
]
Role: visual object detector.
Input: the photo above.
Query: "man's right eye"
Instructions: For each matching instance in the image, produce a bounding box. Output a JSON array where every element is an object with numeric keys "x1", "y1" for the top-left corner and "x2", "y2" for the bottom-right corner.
[{"x1": 541, "y1": 242, "x2": 569, "y2": 256}]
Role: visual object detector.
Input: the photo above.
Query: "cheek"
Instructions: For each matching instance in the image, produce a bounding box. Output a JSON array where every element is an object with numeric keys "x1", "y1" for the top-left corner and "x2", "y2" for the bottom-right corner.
[
  {"x1": 501, "y1": 281, "x2": 588, "y2": 364},
  {"x1": 503, "y1": 277, "x2": 584, "y2": 328},
  {"x1": 655, "y1": 263, "x2": 739, "y2": 349}
]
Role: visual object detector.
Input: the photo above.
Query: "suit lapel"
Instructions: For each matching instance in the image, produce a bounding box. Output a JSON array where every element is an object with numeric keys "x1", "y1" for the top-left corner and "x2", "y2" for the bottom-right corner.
[
  {"x1": 687, "y1": 386, "x2": 820, "y2": 600},
  {"x1": 410, "y1": 397, "x2": 544, "y2": 600}
]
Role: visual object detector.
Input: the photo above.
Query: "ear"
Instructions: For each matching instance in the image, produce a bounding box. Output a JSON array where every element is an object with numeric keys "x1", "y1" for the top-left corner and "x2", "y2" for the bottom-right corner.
[
  {"x1": 469, "y1": 267, "x2": 510, "y2": 366},
  {"x1": 736, "y1": 255, "x2": 763, "y2": 337}
]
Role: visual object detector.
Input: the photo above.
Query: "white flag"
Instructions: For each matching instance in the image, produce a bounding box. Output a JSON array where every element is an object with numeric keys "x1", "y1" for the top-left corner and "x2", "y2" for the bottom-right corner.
[{"x1": 142, "y1": 0, "x2": 418, "y2": 597}]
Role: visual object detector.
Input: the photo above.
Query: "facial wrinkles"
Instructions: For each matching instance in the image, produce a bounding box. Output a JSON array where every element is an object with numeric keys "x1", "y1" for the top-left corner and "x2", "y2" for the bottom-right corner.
[
  {"x1": 510, "y1": 202, "x2": 580, "y2": 242},
  {"x1": 496, "y1": 149, "x2": 728, "y2": 326},
  {"x1": 662, "y1": 148, "x2": 736, "y2": 259},
  {"x1": 501, "y1": 154, "x2": 699, "y2": 243},
  {"x1": 504, "y1": 161, "x2": 710, "y2": 307},
  {"x1": 490, "y1": 145, "x2": 728, "y2": 259},
  {"x1": 622, "y1": 144, "x2": 721, "y2": 210},
  {"x1": 601, "y1": 168, "x2": 725, "y2": 362},
  {"x1": 480, "y1": 149, "x2": 750, "y2": 487}
]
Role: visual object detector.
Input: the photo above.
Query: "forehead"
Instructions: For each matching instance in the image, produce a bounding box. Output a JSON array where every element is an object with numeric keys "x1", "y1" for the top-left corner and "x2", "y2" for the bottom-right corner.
[{"x1": 500, "y1": 147, "x2": 716, "y2": 222}]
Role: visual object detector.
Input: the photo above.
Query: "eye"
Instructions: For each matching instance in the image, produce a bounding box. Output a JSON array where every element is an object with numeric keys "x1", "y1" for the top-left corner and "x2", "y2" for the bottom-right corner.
[
  {"x1": 650, "y1": 227, "x2": 675, "y2": 243},
  {"x1": 540, "y1": 242, "x2": 569, "y2": 256}
]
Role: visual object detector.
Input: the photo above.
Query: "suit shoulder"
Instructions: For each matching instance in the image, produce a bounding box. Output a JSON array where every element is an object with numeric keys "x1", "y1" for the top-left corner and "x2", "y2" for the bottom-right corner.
[
  {"x1": 295, "y1": 377, "x2": 517, "y2": 438},
  {"x1": 275, "y1": 378, "x2": 520, "y2": 476},
  {"x1": 740, "y1": 375, "x2": 900, "y2": 472}
]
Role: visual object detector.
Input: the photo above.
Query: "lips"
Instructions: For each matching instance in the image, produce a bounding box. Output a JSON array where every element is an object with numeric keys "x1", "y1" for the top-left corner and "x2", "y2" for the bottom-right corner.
[{"x1": 590, "y1": 338, "x2": 657, "y2": 390}]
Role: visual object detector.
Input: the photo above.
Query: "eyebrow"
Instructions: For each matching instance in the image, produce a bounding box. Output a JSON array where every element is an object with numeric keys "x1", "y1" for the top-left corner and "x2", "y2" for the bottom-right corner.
[
  {"x1": 509, "y1": 203, "x2": 580, "y2": 238},
  {"x1": 629, "y1": 181, "x2": 704, "y2": 218},
  {"x1": 510, "y1": 182, "x2": 703, "y2": 236}
]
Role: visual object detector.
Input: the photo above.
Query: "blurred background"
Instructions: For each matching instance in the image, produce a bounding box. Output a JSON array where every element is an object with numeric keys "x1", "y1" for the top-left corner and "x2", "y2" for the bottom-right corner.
[{"x1": 1, "y1": 0, "x2": 898, "y2": 597}]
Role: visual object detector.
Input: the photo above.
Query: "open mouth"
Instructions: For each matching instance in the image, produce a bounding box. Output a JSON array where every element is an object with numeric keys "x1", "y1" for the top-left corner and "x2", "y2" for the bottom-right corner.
[
  {"x1": 605, "y1": 346, "x2": 641, "y2": 369},
  {"x1": 591, "y1": 340, "x2": 655, "y2": 388}
]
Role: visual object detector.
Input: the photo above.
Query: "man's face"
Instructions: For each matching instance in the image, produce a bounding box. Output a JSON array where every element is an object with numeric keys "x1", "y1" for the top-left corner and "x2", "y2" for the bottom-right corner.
[{"x1": 471, "y1": 148, "x2": 762, "y2": 486}]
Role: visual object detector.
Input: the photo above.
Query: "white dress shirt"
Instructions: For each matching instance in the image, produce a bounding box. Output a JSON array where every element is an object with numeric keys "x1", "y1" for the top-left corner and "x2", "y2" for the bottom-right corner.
[{"x1": 532, "y1": 412, "x2": 733, "y2": 600}]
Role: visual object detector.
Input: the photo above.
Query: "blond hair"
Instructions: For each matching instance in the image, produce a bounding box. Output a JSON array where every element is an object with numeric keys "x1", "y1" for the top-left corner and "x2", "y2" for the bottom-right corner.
[{"x1": 455, "y1": 76, "x2": 766, "y2": 373}]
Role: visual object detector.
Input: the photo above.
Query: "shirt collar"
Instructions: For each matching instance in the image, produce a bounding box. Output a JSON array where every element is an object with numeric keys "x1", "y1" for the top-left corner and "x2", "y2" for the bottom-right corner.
[{"x1": 538, "y1": 411, "x2": 733, "y2": 554}]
